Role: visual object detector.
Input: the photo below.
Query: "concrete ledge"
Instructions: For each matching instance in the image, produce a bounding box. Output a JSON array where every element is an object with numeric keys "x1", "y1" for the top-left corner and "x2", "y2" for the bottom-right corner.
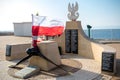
[{"x1": 6, "y1": 43, "x2": 31, "y2": 60}]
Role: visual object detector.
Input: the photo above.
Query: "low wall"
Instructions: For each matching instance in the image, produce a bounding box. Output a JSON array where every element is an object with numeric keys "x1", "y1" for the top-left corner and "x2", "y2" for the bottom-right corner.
[{"x1": 101, "y1": 42, "x2": 120, "y2": 59}]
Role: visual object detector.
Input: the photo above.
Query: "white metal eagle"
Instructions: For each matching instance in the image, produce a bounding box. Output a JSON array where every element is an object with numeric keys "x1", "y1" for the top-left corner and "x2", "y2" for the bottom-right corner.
[{"x1": 67, "y1": 2, "x2": 79, "y2": 21}]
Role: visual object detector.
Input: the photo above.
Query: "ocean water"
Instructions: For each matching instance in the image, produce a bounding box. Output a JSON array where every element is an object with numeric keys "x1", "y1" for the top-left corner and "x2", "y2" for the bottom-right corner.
[
  {"x1": 0, "y1": 29, "x2": 120, "y2": 40},
  {"x1": 84, "y1": 29, "x2": 120, "y2": 40}
]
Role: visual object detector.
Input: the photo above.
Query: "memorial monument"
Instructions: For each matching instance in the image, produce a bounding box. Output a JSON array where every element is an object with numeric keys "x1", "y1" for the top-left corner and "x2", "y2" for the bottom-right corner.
[
  {"x1": 54, "y1": 2, "x2": 116, "y2": 75},
  {"x1": 7, "y1": 2, "x2": 117, "y2": 79}
]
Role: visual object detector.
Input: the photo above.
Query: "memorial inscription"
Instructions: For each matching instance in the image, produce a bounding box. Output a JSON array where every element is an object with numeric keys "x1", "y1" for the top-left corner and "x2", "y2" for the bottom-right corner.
[
  {"x1": 65, "y1": 29, "x2": 78, "y2": 54},
  {"x1": 71, "y1": 30, "x2": 78, "y2": 53},
  {"x1": 65, "y1": 30, "x2": 71, "y2": 53},
  {"x1": 102, "y1": 52, "x2": 114, "y2": 72},
  {"x1": 6, "y1": 45, "x2": 11, "y2": 56}
]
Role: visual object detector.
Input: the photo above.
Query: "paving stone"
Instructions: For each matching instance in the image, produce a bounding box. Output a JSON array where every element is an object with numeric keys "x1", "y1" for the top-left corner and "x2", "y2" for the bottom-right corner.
[{"x1": 14, "y1": 66, "x2": 40, "y2": 79}]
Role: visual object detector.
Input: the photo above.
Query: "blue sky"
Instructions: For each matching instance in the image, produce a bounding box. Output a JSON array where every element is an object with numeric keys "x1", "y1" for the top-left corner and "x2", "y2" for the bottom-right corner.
[{"x1": 0, "y1": 0, "x2": 120, "y2": 31}]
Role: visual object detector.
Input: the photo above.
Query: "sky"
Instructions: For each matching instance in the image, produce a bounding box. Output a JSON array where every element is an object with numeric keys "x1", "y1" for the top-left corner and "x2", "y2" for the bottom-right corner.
[{"x1": 0, "y1": 0, "x2": 120, "y2": 31}]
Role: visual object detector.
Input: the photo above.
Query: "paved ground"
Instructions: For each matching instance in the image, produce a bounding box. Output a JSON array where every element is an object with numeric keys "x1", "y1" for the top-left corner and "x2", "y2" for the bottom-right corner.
[
  {"x1": 0, "y1": 36, "x2": 120, "y2": 80},
  {"x1": 0, "y1": 54, "x2": 112, "y2": 80}
]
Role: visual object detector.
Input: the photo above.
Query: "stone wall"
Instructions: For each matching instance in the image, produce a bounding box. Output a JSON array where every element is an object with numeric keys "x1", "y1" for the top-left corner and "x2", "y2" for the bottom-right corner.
[{"x1": 54, "y1": 21, "x2": 116, "y2": 64}]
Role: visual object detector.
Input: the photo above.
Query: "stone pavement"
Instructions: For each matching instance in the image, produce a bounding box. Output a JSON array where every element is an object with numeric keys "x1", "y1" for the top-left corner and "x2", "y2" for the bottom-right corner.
[
  {"x1": 0, "y1": 54, "x2": 112, "y2": 80},
  {"x1": 0, "y1": 36, "x2": 119, "y2": 80}
]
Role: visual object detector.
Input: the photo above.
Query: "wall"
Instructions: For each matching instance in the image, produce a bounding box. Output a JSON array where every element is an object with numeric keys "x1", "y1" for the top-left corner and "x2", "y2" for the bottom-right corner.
[
  {"x1": 54, "y1": 21, "x2": 116, "y2": 64},
  {"x1": 105, "y1": 42, "x2": 120, "y2": 59}
]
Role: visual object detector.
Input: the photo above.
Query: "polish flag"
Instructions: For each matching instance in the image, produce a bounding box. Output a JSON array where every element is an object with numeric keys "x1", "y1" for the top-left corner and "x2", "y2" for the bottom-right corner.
[
  {"x1": 32, "y1": 15, "x2": 64, "y2": 36},
  {"x1": 32, "y1": 14, "x2": 46, "y2": 47},
  {"x1": 32, "y1": 14, "x2": 65, "y2": 47}
]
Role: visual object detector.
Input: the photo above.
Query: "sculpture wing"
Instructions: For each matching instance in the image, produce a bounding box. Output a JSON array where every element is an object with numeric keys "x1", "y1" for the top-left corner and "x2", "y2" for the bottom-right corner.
[
  {"x1": 74, "y1": 2, "x2": 78, "y2": 11},
  {"x1": 68, "y1": 3, "x2": 72, "y2": 12}
]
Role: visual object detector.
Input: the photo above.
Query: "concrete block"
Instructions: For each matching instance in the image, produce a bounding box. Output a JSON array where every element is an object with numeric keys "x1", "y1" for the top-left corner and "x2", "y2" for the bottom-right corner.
[
  {"x1": 29, "y1": 41, "x2": 61, "y2": 71},
  {"x1": 6, "y1": 43, "x2": 31, "y2": 60},
  {"x1": 14, "y1": 66, "x2": 40, "y2": 79}
]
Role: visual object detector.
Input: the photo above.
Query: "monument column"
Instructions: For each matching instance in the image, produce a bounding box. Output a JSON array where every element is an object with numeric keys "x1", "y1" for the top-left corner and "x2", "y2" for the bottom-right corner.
[{"x1": 55, "y1": 2, "x2": 80, "y2": 54}]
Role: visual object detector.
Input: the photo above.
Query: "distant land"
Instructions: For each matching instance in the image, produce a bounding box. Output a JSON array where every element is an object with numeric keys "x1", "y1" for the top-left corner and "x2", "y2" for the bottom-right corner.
[{"x1": 0, "y1": 31, "x2": 14, "y2": 36}]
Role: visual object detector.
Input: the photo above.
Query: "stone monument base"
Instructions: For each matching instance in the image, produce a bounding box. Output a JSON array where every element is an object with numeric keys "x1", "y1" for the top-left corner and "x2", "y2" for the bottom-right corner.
[
  {"x1": 8, "y1": 58, "x2": 81, "y2": 79},
  {"x1": 29, "y1": 41, "x2": 61, "y2": 71}
]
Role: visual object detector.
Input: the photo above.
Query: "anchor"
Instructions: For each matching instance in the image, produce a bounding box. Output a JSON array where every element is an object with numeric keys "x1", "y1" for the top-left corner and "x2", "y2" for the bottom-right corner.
[{"x1": 9, "y1": 47, "x2": 71, "y2": 75}]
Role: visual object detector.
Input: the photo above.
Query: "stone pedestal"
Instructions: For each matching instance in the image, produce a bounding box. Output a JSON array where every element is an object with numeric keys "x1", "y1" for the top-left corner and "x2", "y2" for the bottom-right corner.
[{"x1": 29, "y1": 41, "x2": 61, "y2": 71}]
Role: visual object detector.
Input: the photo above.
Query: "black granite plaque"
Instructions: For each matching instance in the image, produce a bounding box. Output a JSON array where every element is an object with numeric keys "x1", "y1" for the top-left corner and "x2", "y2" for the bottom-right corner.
[
  {"x1": 102, "y1": 52, "x2": 114, "y2": 72},
  {"x1": 71, "y1": 30, "x2": 78, "y2": 53},
  {"x1": 6, "y1": 45, "x2": 11, "y2": 56},
  {"x1": 65, "y1": 29, "x2": 78, "y2": 54},
  {"x1": 65, "y1": 30, "x2": 71, "y2": 53}
]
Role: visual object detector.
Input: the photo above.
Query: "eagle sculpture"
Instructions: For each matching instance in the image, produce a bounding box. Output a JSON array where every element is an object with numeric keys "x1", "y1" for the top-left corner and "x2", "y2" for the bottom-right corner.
[{"x1": 68, "y1": 2, "x2": 79, "y2": 21}]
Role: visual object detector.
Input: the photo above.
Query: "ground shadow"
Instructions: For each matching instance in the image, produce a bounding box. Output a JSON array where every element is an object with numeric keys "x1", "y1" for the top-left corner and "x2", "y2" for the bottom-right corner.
[{"x1": 7, "y1": 59, "x2": 82, "y2": 79}]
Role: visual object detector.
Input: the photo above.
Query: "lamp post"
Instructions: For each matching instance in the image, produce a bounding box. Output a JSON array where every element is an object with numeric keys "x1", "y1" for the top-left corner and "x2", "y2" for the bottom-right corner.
[{"x1": 87, "y1": 25, "x2": 92, "y2": 38}]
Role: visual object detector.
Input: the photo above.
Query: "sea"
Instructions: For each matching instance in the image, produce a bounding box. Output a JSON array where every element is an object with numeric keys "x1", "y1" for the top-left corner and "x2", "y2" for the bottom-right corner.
[
  {"x1": 0, "y1": 29, "x2": 120, "y2": 40},
  {"x1": 84, "y1": 29, "x2": 120, "y2": 40}
]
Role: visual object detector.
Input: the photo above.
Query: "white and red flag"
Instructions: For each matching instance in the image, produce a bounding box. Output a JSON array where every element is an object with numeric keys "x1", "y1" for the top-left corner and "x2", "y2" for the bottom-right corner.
[{"x1": 32, "y1": 14, "x2": 65, "y2": 47}]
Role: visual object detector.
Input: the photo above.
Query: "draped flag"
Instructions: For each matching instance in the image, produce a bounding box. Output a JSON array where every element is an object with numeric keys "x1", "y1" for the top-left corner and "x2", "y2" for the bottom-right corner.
[
  {"x1": 32, "y1": 15, "x2": 64, "y2": 36},
  {"x1": 32, "y1": 14, "x2": 65, "y2": 47}
]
